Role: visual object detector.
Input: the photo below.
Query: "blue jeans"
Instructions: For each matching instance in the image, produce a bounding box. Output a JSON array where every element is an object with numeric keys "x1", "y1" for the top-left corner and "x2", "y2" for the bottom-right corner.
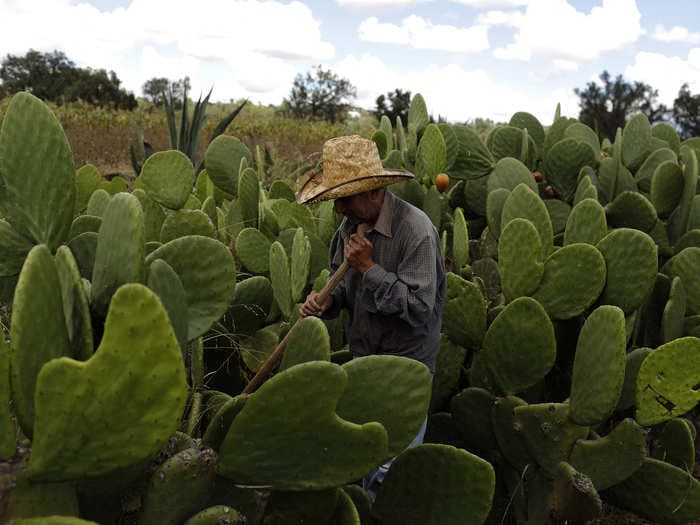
[{"x1": 362, "y1": 416, "x2": 429, "y2": 501}]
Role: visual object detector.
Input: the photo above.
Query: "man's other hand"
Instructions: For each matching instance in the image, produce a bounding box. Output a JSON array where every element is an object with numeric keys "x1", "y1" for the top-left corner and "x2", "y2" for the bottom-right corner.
[{"x1": 300, "y1": 291, "x2": 333, "y2": 318}]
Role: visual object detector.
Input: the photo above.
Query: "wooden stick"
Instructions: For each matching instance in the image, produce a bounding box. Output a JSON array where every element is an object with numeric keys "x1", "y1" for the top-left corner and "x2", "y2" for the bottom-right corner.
[{"x1": 242, "y1": 260, "x2": 351, "y2": 394}]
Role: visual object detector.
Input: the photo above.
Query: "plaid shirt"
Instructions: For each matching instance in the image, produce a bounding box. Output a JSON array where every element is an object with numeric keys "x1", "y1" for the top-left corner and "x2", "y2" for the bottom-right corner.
[{"x1": 324, "y1": 190, "x2": 446, "y2": 373}]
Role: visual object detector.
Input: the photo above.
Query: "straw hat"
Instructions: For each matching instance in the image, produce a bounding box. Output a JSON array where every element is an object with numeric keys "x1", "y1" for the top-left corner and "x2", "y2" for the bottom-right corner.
[{"x1": 297, "y1": 135, "x2": 413, "y2": 205}]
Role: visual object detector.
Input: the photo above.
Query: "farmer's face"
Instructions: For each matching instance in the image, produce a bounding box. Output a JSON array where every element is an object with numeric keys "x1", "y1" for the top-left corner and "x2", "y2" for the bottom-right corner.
[{"x1": 334, "y1": 190, "x2": 383, "y2": 225}]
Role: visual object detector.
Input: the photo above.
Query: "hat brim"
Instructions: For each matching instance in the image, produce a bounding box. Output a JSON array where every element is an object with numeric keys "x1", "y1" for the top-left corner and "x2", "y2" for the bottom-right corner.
[{"x1": 297, "y1": 167, "x2": 414, "y2": 205}]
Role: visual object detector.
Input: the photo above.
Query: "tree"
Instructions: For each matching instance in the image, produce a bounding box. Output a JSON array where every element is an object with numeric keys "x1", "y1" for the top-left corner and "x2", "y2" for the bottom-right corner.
[
  {"x1": 284, "y1": 65, "x2": 356, "y2": 123},
  {"x1": 0, "y1": 49, "x2": 136, "y2": 109},
  {"x1": 142, "y1": 76, "x2": 191, "y2": 108},
  {"x1": 375, "y1": 88, "x2": 411, "y2": 125},
  {"x1": 574, "y1": 70, "x2": 668, "y2": 141},
  {"x1": 673, "y1": 83, "x2": 700, "y2": 140}
]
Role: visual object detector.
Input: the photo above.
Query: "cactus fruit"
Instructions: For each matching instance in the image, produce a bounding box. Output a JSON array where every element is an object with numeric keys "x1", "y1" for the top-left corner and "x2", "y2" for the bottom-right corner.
[
  {"x1": 372, "y1": 444, "x2": 495, "y2": 525},
  {"x1": 28, "y1": 284, "x2": 188, "y2": 481}
]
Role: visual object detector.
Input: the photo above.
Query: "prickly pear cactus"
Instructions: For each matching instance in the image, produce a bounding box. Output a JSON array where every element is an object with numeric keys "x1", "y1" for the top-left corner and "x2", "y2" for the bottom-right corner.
[{"x1": 28, "y1": 284, "x2": 188, "y2": 481}]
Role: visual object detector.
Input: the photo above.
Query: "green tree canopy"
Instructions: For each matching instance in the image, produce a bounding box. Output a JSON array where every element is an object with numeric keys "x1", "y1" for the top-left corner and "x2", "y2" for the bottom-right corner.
[
  {"x1": 0, "y1": 49, "x2": 136, "y2": 109},
  {"x1": 142, "y1": 76, "x2": 191, "y2": 108},
  {"x1": 283, "y1": 65, "x2": 357, "y2": 123},
  {"x1": 375, "y1": 88, "x2": 411, "y2": 125},
  {"x1": 672, "y1": 83, "x2": 700, "y2": 140},
  {"x1": 574, "y1": 70, "x2": 668, "y2": 141}
]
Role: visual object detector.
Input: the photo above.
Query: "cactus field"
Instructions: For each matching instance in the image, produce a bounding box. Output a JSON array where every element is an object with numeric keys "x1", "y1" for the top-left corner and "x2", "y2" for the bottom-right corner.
[{"x1": 1, "y1": 90, "x2": 700, "y2": 524}]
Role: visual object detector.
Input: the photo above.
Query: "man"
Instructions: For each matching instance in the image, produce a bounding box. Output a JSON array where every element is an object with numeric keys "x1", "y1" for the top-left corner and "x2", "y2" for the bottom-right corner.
[{"x1": 297, "y1": 134, "x2": 446, "y2": 499}]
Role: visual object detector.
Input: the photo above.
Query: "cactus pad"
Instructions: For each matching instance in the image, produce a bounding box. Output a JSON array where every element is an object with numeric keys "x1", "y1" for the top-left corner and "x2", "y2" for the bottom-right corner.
[
  {"x1": 141, "y1": 150, "x2": 194, "y2": 210},
  {"x1": 10, "y1": 244, "x2": 71, "y2": 437},
  {"x1": 596, "y1": 228, "x2": 658, "y2": 313},
  {"x1": 28, "y1": 284, "x2": 188, "y2": 480},
  {"x1": 483, "y1": 297, "x2": 556, "y2": 394},
  {"x1": 543, "y1": 138, "x2": 597, "y2": 202},
  {"x1": 336, "y1": 355, "x2": 431, "y2": 458},
  {"x1": 160, "y1": 209, "x2": 216, "y2": 243},
  {"x1": 605, "y1": 191, "x2": 658, "y2": 232},
  {"x1": 0, "y1": 92, "x2": 75, "y2": 250},
  {"x1": 450, "y1": 387, "x2": 496, "y2": 453},
  {"x1": 569, "y1": 418, "x2": 645, "y2": 490},
  {"x1": 204, "y1": 135, "x2": 252, "y2": 195},
  {"x1": 0, "y1": 336, "x2": 14, "y2": 459},
  {"x1": 236, "y1": 227, "x2": 271, "y2": 274},
  {"x1": 372, "y1": 444, "x2": 495, "y2": 525},
  {"x1": 564, "y1": 198, "x2": 607, "y2": 246},
  {"x1": 90, "y1": 192, "x2": 145, "y2": 317},
  {"x1": 147, "y1": 258, "x2": 189, "y2": 350},
  {"x1": 531, "y1": 243, "x2": 606, "y2": 320},
  {"x1": 569, "y1": 306, "x2": 626, "y2": 425},
  {"x1": 501, "y1": 183, "x2": 553, "y2": 259},
  {"x1": 279, "y1": 316, "x2": 331, "y2": 371},
  {"x1": 651, "y1": 418, "x2": 696, "y2": 470},
  {"x1": 441, "y1": 272, "x2": 486, "y2": 349},
  {"x1": 218, "y1": 361, "x2": 388, "y2": 489},
  {"x1": 636, "y1": 336, "x2": 700, "y2": 426},
  {"x1": 146, "y1": 235, "x2": 236, "y2": 341},
  {"x1": 498, "y1": 218, "x2": 544, "y2": 301},
  {"x1": 0, "y1": 219, "x2": 34, "y2": 277},
  {"x1": 183, "y1": 505, "x2": 246, "y2": 525}
]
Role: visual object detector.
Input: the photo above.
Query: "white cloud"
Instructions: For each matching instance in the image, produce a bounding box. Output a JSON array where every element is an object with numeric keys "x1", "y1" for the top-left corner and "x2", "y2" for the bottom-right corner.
[
  {"x1": 477, "y1": 10, "x2": 523, "y2": 27},
  {"x1": 358, "y1": 15, "x2": 489, "y2": 53},
  {"x1": 624, "y1": 50, "x2": 700, "y2": 107},
  {"x1": 494, "y1": 0, "x2": 643, "y2": 71},
  {"x1": 337, "y1": 0, "x2": 432, "y2": 6},
  {"x1": 332, "y1": 53, "x2": 578, "y2": 124},
  {"x1": 0, "y1": 0, "x2": 333, "y2": 101},
  {"x1": 451, "y1": 0, "x2": 528, "y2": 7},
  {"x1": 651, "y1": 25, "x2": 700, "y2": 45}
]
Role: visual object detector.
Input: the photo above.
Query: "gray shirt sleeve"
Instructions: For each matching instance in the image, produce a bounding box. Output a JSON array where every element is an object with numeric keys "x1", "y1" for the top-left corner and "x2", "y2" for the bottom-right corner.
[{"x1": 360, "y1": 232, "x2": 439, "y2": 328}]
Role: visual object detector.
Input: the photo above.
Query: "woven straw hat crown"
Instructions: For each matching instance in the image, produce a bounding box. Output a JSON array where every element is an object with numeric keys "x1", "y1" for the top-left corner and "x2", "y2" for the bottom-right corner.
[{"x1": 297, "y1": 135, "x2": 412, "y2": 204}]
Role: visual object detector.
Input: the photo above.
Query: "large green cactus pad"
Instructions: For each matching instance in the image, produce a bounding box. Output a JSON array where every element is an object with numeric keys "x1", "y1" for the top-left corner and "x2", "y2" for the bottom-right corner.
[
  {"x1": 564, "y1": 198, "x2": 607, "y2": 246},
  {"x1": 606, "y1": 458, "x2": 700, "y2": 525},
  {"x1": 0, "y1": 92, "x2": 75, "y2": 250},
  {"x1": 651, "y1": 418, "x2": 696, "y2": 470},
  {"x1": 372, "y1": 444, "x2": 495, "y2": 525},
  {"x1": 269, "y1": 240, "x2": 293, "y2": 319},
  {"x1": 279, "y1": 316, "x2": 331, "y2": 371},
  {"x1": 483, "y1": 297, "x2": 555, "y2": 394},
  {"x1": 605, "y1": 191, "x2": 657, "y2": 233},
  {"x1": 448, "y1": 125, "x2": 495, "y2": 180},
  {"x1": 498, "y1": 218, "x2": 544, "y2": 301},
  {"x1": 501, "y1": 183, "x2": 553, "y2": 259},
  {"x1": 74, "y1": 164, "x2": 102, "y2": 214},
  {"x1": 487, "y1": 158, "x2": 537, "y2": 195},
  {"x1": 290, "y1": 227, "x2": 311, "y2": 303},
  {"x1": 450, "y1": 387, "x2": 496, "y2": 453},
  {"x1": 596, "y1": 228, "x2": 658, "y2": 313},
  {"x1": 146, "y1": 235, "x2": 236, "y2": 341},
  {"x1": 141, "y1": 150, "x2": 194, "y2": 210},
  {"x1": 218, "y1": 361, "x2": 388, "y2": 489},
  {"x1": 531, "y1": 243, "x2": 606, "y2": 320},
  {"x1": 204, "y1": 135, "x2": 252, "y2": 195},
  {"x1": 228, "y1": 275, "x2": 273, "y2": 335},
  {"x1": 183, "y1": 505, "x2": 246, "y2": 525},
  {"x1": 491, "y1": 396, "x2": 532, "y2": 471},
  {"x1": 635, "y1": 147, "x2": 678, "y2": 192},
  {"x1": 147, "y1": 258, "x2": 189, "y2": 350},
  {"x1": 569, "y1": 306, "x2": 626, "y2": 425},
  {"x1": 569, "y1": 418, "x2": 645, "y2": 490},
  {"x1": 10, "y1": 244, "x2": 71, "y2": 437},
  {"x1": 28, "y1": 284, "x2": 187, "y2": 481},
  {"x1": 160, "y1": 209, "x2": 216, "y2": 243},
  {"x1": 90, "y1": 192, "x2": 145, "y2": 318},
  {"x1": 236, "y1": 227, "x2": 271, "y2": 274},
  {"x1": 543, "y1": 138, "x2": 597, "y2": 202},
  {"x1": 336, "y1": 355, "x2": 431, "y2": 458},
  {"x1": 636, "y1": 336, "x2": 700, "y2": 426}
]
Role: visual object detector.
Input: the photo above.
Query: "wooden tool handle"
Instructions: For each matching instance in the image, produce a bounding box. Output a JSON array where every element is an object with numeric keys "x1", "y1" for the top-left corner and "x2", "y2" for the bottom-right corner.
[{"x1": 242, "y1": 259, "x2": 352, "y2": 394}]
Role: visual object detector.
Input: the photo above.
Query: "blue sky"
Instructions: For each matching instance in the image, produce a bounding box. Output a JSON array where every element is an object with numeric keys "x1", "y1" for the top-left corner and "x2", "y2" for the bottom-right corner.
[{"x1": 1, "y1": 0, "x2": 699, "y2": 124}]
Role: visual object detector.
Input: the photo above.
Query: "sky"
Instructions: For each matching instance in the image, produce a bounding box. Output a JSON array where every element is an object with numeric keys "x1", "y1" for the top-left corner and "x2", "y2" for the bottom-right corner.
[{"x1": 1, "y1": 0, "x2": 699, "y2": 124}]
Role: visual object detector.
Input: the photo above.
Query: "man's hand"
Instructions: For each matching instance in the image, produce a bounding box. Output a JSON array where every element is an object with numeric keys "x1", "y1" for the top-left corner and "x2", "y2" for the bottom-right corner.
[
  {"x1": 345, "y1": 223, "x2": 375, "y2": 273},
  {"x1": 300, "y1": 291, "x2": 333, "y2": 318}
]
